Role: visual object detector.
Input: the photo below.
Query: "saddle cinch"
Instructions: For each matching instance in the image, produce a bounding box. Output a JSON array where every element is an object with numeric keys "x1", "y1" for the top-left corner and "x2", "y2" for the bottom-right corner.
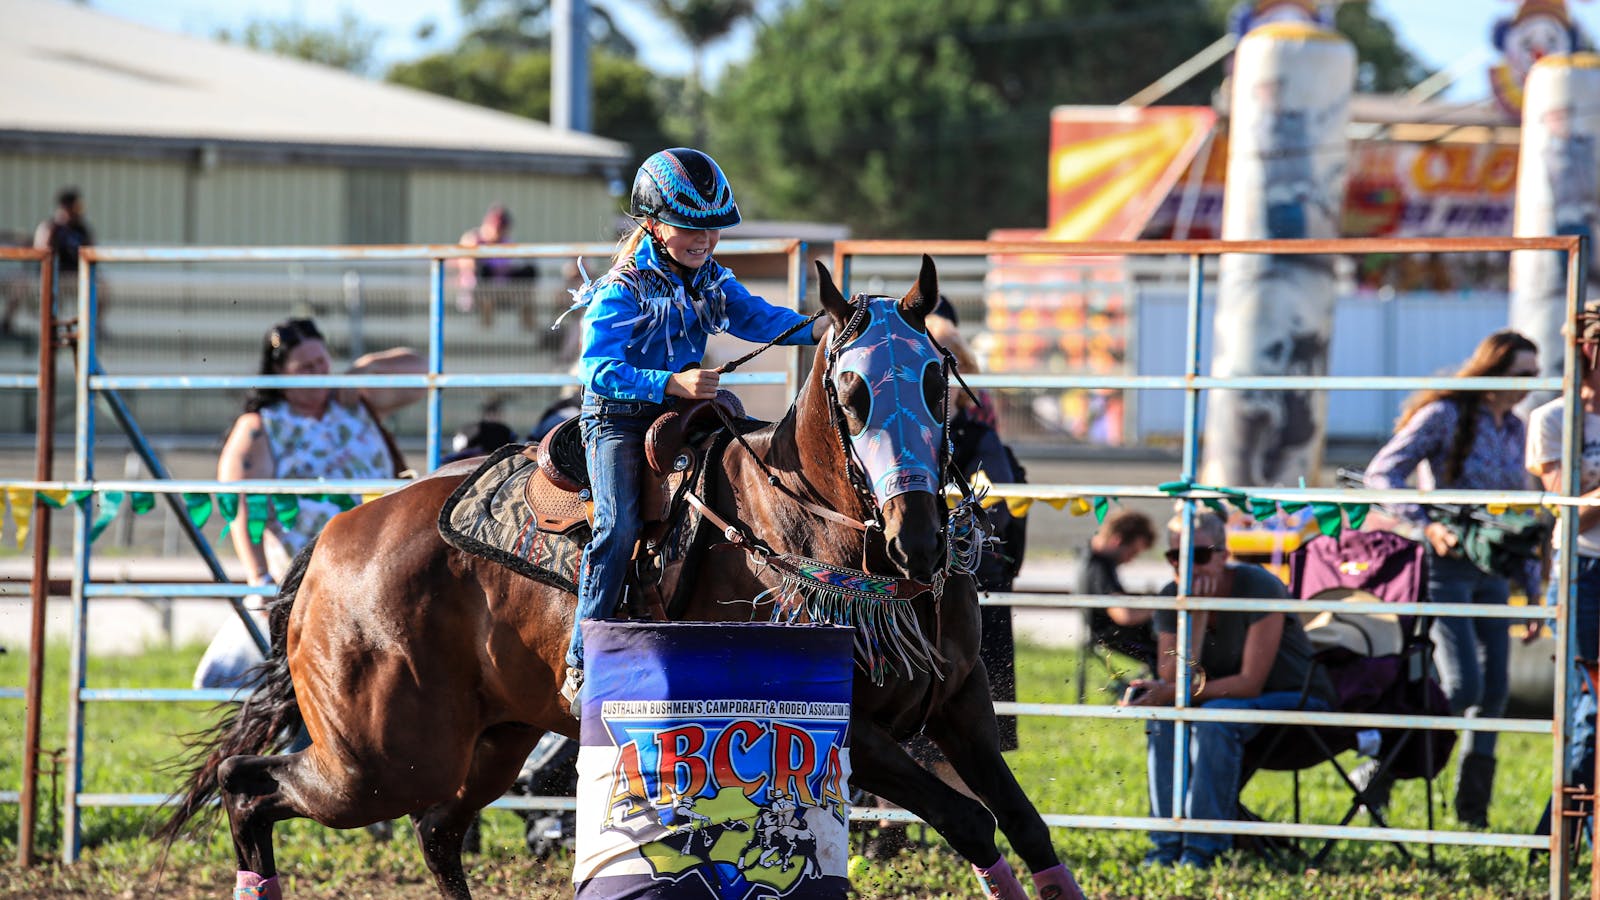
[{"x1": 439, "y1": 392, "x2": 748, "y2": 615}]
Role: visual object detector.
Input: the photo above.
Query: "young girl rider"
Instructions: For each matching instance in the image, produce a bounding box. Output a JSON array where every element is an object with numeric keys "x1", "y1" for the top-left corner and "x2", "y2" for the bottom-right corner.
[{"x1": 561, "y1": 147, "x2": 827, "y2": 709}]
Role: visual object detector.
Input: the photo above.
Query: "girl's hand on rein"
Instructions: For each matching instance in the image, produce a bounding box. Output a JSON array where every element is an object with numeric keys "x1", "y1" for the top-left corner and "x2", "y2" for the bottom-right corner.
[{"x1": 667, "y1": 369, "x2": 721, "y2": 400}]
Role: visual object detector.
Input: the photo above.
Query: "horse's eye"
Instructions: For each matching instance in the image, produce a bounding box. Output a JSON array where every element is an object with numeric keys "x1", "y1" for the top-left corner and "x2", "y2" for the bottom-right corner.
[
  {"x1": 838, "y1": 372, "x2": 870, "y2": 436},
  {"x1": 920, "y1": 360, "x2": 943, "y2": 418}
]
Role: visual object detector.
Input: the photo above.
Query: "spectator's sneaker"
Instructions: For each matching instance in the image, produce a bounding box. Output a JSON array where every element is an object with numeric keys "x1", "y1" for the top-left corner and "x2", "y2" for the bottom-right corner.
[
  {"x1": 1175, "y1": 849, "x2": 1218, "y2": 869},
  {"x1": 1352, "y1": 758, "x2": 1394, "y2": 818},
  {"x1": 1139, "y1": 850, "x2": 1178, "y2": 868}
]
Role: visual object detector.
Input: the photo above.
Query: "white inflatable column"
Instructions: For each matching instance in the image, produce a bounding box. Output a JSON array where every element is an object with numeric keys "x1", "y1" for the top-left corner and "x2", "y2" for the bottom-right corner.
[
  {"x1": 1201, "y1": 22, "x2": 1354, "y2": 487},
  {"x1": 1510, "y1": 52, "x2": 1600, "y2": 404}
]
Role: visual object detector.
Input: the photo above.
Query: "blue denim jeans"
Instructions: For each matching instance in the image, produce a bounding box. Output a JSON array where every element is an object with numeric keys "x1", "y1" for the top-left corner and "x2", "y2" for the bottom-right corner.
[
  {"x1": 1428, "y1": 552, "x2": 1510, "y2": 758},
  {"x1": 1548, "y1": 552, "x2": 1600, "y2": 665},
  {"x1": 1549, "y1": 553, "x2": 1600, "y2": 789},
  {"x1": 567, "y1": 396, "x2": 662, "y2": 669},
  {"x1": 1145, "y1": 692, "x2": 1328, "y2": 865}
]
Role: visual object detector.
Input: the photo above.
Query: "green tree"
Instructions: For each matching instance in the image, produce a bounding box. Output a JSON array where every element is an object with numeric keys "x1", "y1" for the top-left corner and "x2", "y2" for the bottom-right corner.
[
  {"x1": 386, "y1": 0, "x2": 673, "y2": 161},
  {"x1": 716, "y1": 0, "x2": 1429, "y2": 237},
  {"x1": 645, "y1": 0, "x2": 757, "y2": 143},
  {"x1": 713, "y1": 1, "x2": 1220, "y2": 237},
  {"x1": 216, "y1": 11, "x2": 382, "y2": 75},
  {"x1": 1329, "y1": 2, "x2": 1429, "y2": 93},
  {"x1": 455, "y1": 0, "x2": 638, "y2": 57},
  {"x1": 388, "y1": 48, "x2": 673, "y2": 163}
]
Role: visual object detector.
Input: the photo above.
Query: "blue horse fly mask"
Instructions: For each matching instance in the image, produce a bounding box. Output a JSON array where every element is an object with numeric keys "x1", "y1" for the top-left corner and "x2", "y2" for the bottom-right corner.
[
  {"x1": 827, "y1": 296, "x2": 948, "y2": 509},
  {"x1": 749, "y1": 278, "x2": 995, "y2": 683}
]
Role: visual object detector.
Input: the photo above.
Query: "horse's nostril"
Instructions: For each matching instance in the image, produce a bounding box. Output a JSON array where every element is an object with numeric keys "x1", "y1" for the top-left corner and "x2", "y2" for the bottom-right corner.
[{"x1": 888, "y1": 535, "x2": 939, "y2": 581}]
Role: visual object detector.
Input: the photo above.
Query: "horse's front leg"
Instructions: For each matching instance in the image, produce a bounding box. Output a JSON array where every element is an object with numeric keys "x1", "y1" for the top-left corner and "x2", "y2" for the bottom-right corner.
[
  {"x1": 926, "y1": 664, "x2": 1085, "y2": 900},
  {"x1": 850, "y1": 721, "x2": 1029, "y2": 899}
]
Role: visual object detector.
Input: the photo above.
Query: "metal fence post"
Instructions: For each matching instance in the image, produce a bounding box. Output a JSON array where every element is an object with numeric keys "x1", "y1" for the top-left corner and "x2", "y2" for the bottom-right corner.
[
  {"x1": 1170, "y1": 252, "x2": 1207, "y2": 842},
  {"x1": 1552, "y1": 234, "x2": 1587, "y2": 900},
  {"x1": 427, "y1": 258, "x2": 444, "y2": 473},
  {"x1": 64, "y1": 257, "x2": 97, "y2": 863},
  {"x1": 19, "y1": 249, "x2": 55, "y2": 867}
]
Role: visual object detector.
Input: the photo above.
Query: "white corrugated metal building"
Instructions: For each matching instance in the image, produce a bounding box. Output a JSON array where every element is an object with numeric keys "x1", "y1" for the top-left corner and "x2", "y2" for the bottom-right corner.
[{"x1": 0, "y1": 0, "x2": 631, "y2": 246}]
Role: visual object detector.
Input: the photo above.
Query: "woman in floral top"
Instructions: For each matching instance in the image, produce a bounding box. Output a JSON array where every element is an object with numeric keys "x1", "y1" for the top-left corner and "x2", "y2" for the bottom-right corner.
[
  {"x1": 1364, "y1": 329, "x2": 1539, "y2": 829},
  {"x1": 195, "y1": 318, "x2": 423, "y2": 688}
]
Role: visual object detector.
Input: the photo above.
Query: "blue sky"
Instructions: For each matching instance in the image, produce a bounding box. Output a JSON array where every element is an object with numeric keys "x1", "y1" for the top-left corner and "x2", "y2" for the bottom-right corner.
[{"x1": 84, "y1": 0, "x2": 1600, "y2": 98}]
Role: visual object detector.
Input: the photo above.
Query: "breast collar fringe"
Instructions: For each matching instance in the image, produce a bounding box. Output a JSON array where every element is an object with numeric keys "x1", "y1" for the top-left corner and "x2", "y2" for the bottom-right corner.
[{"x1": 752, "y1": 554, "x2": 947, "y2": 685}]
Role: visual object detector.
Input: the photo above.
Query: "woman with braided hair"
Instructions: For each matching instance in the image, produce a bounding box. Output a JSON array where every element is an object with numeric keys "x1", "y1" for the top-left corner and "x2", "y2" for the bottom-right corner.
[{"x1": 1364, "y1": 328, "x2": 1540, "y2": 828}]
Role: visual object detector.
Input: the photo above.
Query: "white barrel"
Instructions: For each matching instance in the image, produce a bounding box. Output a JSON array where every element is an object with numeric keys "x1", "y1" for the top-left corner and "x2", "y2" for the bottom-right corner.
[
  {"x1": 1510, "y1": 52, "x2": 1600, "y2": 405},
  {"x1": 1201, "y1": 22, "x2": 1354, "y2": 487}
]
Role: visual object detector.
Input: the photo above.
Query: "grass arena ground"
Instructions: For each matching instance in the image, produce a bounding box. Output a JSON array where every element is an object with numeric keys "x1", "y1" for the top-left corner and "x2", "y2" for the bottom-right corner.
[{"x1": 0, "y1": 643, "x2": 1571, "y2": 899}]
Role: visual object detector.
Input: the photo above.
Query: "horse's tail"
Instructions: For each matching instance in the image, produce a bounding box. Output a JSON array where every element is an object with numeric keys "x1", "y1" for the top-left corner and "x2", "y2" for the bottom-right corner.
[{"x1": 154, "y1": 536, "x2": 318, "y2": 845}]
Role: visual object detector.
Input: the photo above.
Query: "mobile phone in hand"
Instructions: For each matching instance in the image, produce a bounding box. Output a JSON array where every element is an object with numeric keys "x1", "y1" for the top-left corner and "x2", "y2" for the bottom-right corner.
[{"x1": 1122, "y1": 683, "x2": 1150, "y2": 704}]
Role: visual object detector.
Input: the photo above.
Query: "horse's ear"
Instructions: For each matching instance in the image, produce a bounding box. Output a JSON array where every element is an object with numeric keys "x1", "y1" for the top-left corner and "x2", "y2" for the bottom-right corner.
[
  {"x1": 815, "y1": 259, "x2": 851, "y2": 323},
  {"x1": 901, "y1": 254, "x2": 939, "y2": 319}
]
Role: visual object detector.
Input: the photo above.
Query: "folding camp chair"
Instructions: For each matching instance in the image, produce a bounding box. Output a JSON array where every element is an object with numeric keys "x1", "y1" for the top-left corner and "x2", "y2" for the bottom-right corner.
[{"x1": 1236, "y1": 531, "x2": 1453, "y2": 867}]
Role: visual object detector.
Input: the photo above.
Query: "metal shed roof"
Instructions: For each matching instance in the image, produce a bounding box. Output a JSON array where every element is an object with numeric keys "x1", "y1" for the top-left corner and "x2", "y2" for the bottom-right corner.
[{"x1": 0, "y1": 0, "x2": 630, "y2": 171}]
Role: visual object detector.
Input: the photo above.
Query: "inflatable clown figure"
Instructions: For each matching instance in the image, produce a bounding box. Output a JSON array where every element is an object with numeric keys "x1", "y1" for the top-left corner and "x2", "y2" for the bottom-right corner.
[{"x1": 1490, "y1": 0, "x2": 1586, "y2": 117}]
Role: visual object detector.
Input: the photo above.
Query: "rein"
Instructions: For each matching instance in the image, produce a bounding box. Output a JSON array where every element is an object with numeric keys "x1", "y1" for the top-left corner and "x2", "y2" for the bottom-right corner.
[
  {"x1": 708, "y1": 308, "x2": 874, "y2": 531},
  {"x1": 714, "y1": 311, "x2": 823, "y2": 376},
  {"x1": 677, "y1": 293, "x2": 992, "y2": 683}
]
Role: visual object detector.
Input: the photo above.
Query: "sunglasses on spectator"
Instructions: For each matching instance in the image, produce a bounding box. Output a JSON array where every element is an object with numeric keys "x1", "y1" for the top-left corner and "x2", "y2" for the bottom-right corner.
[{"x1": 1165, "y1": 546, "x2": 1219, "y2": 566}]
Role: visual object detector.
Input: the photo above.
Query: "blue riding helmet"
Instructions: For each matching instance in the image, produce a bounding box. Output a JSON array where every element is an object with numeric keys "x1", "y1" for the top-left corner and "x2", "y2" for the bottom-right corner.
[
  {"x1": 831, "y1": 298, "x2": 947, "y2": 507},
  {"x1": 630, "y1": 148, "x2": 742, "y2": 230}
]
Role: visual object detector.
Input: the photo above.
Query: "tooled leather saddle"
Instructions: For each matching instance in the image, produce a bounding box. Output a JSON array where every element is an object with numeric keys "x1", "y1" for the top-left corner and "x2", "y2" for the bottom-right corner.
[{"x1": 439, "y1": 392, "x2": 750, "y2": 615}]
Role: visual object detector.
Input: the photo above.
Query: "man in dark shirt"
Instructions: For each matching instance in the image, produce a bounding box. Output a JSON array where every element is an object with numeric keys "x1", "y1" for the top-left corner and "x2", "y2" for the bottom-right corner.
[
  {"x1": 1078, "y1": 509, "x2": 1157, "y2": 668},
  {"x1": 1122, "y1": 511, "x2": 1336, "y2": 869},
  {"x1": 34, "y1": 187, "x2": 94, "y2": 272}
]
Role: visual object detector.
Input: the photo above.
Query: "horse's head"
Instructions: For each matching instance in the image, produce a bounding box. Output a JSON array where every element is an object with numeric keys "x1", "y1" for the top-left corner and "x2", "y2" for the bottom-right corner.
[{"x1": 812, "y1": 255, "x2": 948, "y2": 584}]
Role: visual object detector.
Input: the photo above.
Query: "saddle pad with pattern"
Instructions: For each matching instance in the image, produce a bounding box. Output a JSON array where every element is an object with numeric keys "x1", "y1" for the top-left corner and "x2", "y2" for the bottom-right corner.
[{"x1": 439, "y1": 443, "x2": 588, "y2": 593}]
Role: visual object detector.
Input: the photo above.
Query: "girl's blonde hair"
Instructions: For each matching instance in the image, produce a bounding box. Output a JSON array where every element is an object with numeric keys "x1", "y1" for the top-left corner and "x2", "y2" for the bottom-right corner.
[{"x1": 612, "y1": 223, "x2": 649, "y2": 269}]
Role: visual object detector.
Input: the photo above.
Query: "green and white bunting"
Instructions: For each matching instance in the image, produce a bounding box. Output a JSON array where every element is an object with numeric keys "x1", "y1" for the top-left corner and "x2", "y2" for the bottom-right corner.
[{"x1": 0, "y1": 489, "x2": 369, "y2": 549}]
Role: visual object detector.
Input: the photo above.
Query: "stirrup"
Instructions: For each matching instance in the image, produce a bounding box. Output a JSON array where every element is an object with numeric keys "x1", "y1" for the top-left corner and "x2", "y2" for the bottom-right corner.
[{"x1": 560, "y1": 666, "x2": 584, "y2": 715}]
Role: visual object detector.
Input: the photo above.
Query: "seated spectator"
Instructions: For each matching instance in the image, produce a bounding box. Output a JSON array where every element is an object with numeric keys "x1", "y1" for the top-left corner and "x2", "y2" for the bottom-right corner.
[
  {"x1": 926, "y1": 306, "x2": 1025, "y2": 745},
  {"x1": 529, "y1": 392, "x2": 581, "y2": 443},
  {"x1": 442, "y1": 418, "x2": 518, "y2": 465},
  {"x1": 1079, "y1": 509, "x2": 1158, "y2": 668},
  {"x1": 1121, "y1": 510, "x2": 1336, "y2": 869},
  {"x1": 196, "y1": 318, "x2": 422, "y2": 689}
]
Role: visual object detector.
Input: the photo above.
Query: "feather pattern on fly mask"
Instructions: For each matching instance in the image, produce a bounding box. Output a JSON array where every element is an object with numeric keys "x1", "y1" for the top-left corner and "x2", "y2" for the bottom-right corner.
[{"x1": 750, "y1": 294, "x2": 987, "y2": 683}]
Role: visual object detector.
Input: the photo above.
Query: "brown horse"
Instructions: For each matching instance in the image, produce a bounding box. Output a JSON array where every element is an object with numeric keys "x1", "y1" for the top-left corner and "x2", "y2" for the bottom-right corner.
[{"x1": 159, "y1": 256, "x2": 1081, "y2": 900}]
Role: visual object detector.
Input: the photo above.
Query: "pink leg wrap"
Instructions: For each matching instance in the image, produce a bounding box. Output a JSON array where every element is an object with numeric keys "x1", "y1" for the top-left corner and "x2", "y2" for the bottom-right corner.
[
  {"x1": 972, "y1": 855, "x2": 1028, "y2": 900},
  {"x1": 235, "y1": 871, "x2": 282, "y2": 900},
  {"x1": 1032, "y1": 863, "x2": 1085, "y2": 900}
]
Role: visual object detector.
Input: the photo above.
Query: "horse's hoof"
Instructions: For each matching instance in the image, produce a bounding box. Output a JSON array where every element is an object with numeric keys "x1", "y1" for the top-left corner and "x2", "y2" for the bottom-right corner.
[
  {"x1": 1032, "y1": 863, "x2": 1085, "y2": 900},
  {"x1": 972, "y1": 855, "x2": 1028, "y2": 900}
]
